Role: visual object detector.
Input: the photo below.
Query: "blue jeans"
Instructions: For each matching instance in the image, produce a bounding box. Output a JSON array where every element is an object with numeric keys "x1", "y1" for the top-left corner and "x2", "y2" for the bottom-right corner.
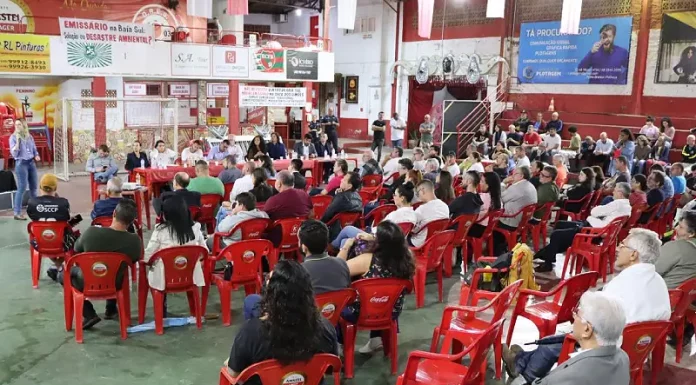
[
  {"x1": 215, "y1": 207, "x2": 229, "y2": 229},
  {"x1": 94, "y1": 165, "x2": 118, "y2": 182},
  {"x1": 331, "y1": 225, "x2": 364, "y2": 249},
  {"x1": 514, "y1": 335, "x2": 565, "y2": 383},
  {"x1": 391, "y1": 139, "x2": 403, "y2": 148},
  {"x1": 14, "y1": 159, "x2": 38, "y2": 215},
  {"x1": 244, "y1": 294, "x2": 263, "y2": 320}
]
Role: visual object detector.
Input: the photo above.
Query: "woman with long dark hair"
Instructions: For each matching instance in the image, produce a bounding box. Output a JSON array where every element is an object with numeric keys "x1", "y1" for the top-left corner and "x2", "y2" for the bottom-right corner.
[
  {"x1": 250, "y1": 167, "x2": 275, "y2": 203},
  {"x1": 255, "y1": 154, "x2": 276, "y2": 178},
  {"x1": 246, "y1": 135, "x2": 267, "y2": 161},
  {"x1": 563, "y1": 167, "x2": 596, "y2": 213},
  {"x1": 467, "y1": 171, "x2": 502, "y2": 238},
  {"x1": 660, "y1": 117, "x2": 676, "y2": 145},
  {"x1": 266, "y1": 132, "x2": 287, "y2": 160},
  {"x1": 337, "y1": 220, "x2": 415, "y2": 354},
  {"x1": 225, "y1": 260, "x2": 337, "y2": 381},
  {"x1": 144, "y1": 195, "x2": 207, "y2": 292},
  {"x1": 435, "y1": 170, "x2": 455, "y2": 203},
  {"x1": 673, "y1": 46, "x2": 696, "y2": 84}
]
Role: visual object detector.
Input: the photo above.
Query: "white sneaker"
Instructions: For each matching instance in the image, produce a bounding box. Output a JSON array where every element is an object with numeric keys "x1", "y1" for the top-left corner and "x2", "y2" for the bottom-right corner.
[
  {"x1": 358, "y1": 337, "x2": 383, "y2": 354},
  {"x1": 337, "y1": 343, "x2": 344, "y2": 357}
]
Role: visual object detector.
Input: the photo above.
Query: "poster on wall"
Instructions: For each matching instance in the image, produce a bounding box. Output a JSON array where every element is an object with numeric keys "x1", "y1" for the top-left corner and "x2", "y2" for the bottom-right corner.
[
  {"x1": 212, "y1": 46, "x2": 249, "y2": 78},
  {"x1": 518, "y1": 16, "x2": 633, "y2": 84},
  {"x1": 286, "y1": 50, "x2": 318, "y2": 80},
  {"x1": 250, "y1": 47, "x2": 285, "y2": 80},
  {"x1": 0, "y1": 34, "x2": 50, "y2": 73},
  {"x1": 655, "y1": 11, "x2": 696, "y2": 84},
  {"x1": 239, "y1": 86, "x2": 307, "y2": 108},
  {"x1": 207, "y1": 83, "x2": 229, "y2": 97},
  {"x1": 0, "y1": 84, "x2": 59, "y2": 129},
  {"x1": 345, "y1": 76, "x2": 359, "y2": 103},
  {"x1": 171, "y1": 44, "x2": 211, "y2": 76},
  {"x1": 58, "y1": 17, "x2": 155, "y2": 44}
]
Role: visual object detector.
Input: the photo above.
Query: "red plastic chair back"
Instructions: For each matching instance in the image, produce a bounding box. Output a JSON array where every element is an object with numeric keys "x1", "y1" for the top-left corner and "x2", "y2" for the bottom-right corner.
[
  {"x1": 223, "y1": 183, "x2": 234, "y2": 200},
  {"x1": 397, "y1": 222, "x2": 414, "y2": 236},
  {"x1": 273, "y1": 217, "x2": 304, "y2": 252},
  {"x1": 219, "y1": 353, "x2": 342, "y2": 385},
  {"x1": 326, "y1": 211, "x2": 361, "y2": 228},
  {"x1": 362, "y1": 174, "x2": 383, "y2": 189},
  {"x1": 620, "y1": 204, "x2": 647, "y2": 240},
  {"x1": 65, "y1": 252, "x2": 131, "y2": 297},
  {"x1": 310, "y1": 195, "x2": 333, "y2": 219},
  {"x1": 304, "y1": 176, "x2": 314, "y2": 191},
  {"x1": 417, "y1": 230, "x2": 455, "y2": 271},
  {"x1": 674, "y1": 278, "x2": 696, "y2": 322},
  {"x1": 28, "y1": 221, "x2": 69, "y2": 255},
  {"x1": 218, "y1": 34, "x2": 237, "y2": 45},
  {"x1": 449, "y1": 214, "x2": 478, "y2": 245},
  {"x1": 315, "y1": 288, "x2": 356, "y2": 326},
  {"x1": 200, "y1": 194, "x2": 222, "y2": 221},
  {"x1": 489, "y1": 280, "x2": 524, "y2": 322},
  {"x1": 147, "y1": 245, "x2": 208, "y2": 291},
  {"x1": 412, "y1": 201, "x2": 423, "y2": 210},
  {"x1": 91, "y1": 216, "x2": 113, "y2": 227},
  {"x1": 218, "y1": 240, "x2": 272, "y2": 285},
  {"x1": 670, "y1": 289, "x2": 685, "y2": 315},
  {"x1": 554, "y1": 272, "x2": 600, "y2": 323},
  {"x1": 358, "y1": 189, "x2": 379, "y2": 206},
  {"x1": 364, "y1": 204, "x2": 396, "y2": 226},
  {"x1": 621, "y1": 321, "x2": 672, "y2": 378},
  {"x1": 266, "y1": 178, "x2": 276, "y2": 188},
  {"x1": 421, "y1": 218, "x2": 450, "y2": 238},
  {"x1": 189, "y1": 205, "x2": 201, "y2": 221},
  {"x1": 384, "y1": 172, "x2": 400, "y2": 185},
  {"x1": 351, "y1": 278, "x2": 412, "y2": 329},
  {"x1": 230, "y1": 218, "x2": 272, "y2": 240},
  {"x1": 535, "y1": 201, "x2": 556, "y2": 223},
  {"x1": 478, "y1": 209, "x2": 504, "y2": 239}
]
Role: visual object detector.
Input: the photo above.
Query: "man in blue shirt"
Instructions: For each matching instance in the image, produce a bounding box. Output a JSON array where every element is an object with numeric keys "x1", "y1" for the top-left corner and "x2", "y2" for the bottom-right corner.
[
  {"x1": 207, "y1": 140, "x2": 230, "y2": 162},
  {"x1": 91, "y1": 177, "x2": 123, "y2": 219},
  {"x1": 670, "y1": 163, "x2": 687, "y2": 195},
  {"x1": 577, "y1": 24, "x2": 629, "y2": 84}
]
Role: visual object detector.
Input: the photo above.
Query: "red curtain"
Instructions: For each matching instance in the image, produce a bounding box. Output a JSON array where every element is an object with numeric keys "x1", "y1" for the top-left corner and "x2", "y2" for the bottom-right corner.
[{"x1": 406, "y1": 78, "x2": 485, "y2": 143}]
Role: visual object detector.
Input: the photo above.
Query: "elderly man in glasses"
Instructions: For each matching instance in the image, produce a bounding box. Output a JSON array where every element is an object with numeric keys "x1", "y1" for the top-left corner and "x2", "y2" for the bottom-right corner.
[{"x1": 504, "y1": 228, "x2": 671, "y2": 383}]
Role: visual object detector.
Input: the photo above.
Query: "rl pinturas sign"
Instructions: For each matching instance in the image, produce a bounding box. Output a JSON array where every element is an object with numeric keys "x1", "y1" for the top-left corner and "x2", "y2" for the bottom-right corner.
[{"x1": 59, "y1": 17, "x2": 155, "y2": 45}]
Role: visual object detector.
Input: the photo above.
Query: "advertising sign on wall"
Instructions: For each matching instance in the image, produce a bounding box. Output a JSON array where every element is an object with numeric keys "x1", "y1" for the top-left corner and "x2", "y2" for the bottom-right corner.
[
  {"x1": 124, "y1": 83, "x2": 147, "y2": 96},
  {"x1": 250, "y1": 47, "x2": 285, "y2": 80},
  {"x1": 655, "y1": 11, "x2": 696, "y2": 84},
  {"x1": 518, "y1": 16, "x2": 633, "y2": 84},
  {"x1": 207, "y1": 83, "x2": 229, "y2": 97},
  {"x1": 212, "y1": 46, "x2": 249, "y2": 78},
  {"x1": 0, "y1": 33, "x2": 50, "y2": 73},
  {"x1": 59, "y1": 17, "x2": 155, "y2": 44},
  {"x1": 0, "y1": 84, "x2": 59, "y2": 127},
  {"x1": 171, "y1": 44, "x2": 211, "y2": 77},
  {"x1": 239, "y1": 86, "x2": 307, "y2": 108},
  {"x1": 169, "y1": 83, "x2": 191, "y2": 96},
  {"x1": 286, "y1": 50, "x2": 318, "y2": 80}
]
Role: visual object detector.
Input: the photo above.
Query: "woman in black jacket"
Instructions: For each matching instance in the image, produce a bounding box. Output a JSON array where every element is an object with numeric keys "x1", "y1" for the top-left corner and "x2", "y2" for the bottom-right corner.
[
  {"x1": 125, "y1": 140, "x2": 150, "y2": 171},
  {"x1": 246, "y1": 135, "x2": 267, "y2": 161},
  {"x1": 562, "y1": 167, "x2": 595, "y2": 213},
  {"x1": 250, "y1": 168, "x2": 276, "y2": 203}
]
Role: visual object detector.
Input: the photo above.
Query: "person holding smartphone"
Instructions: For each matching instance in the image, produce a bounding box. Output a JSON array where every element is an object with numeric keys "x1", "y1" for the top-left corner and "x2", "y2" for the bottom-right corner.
[{"x1": 9, "y1": 118, "x2": 40, "y2": 220}]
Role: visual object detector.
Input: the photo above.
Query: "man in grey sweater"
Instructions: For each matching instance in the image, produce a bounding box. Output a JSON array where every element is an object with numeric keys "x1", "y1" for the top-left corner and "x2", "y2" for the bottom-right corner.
[{"x1": 207, "y1": 192, "x2": 268, "y2": 251}]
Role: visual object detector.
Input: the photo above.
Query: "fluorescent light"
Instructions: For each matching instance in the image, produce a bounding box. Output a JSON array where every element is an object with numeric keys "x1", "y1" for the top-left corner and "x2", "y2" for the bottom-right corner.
[{"x1": 295, "y1": 8, "x2": 302, "y2": 16}]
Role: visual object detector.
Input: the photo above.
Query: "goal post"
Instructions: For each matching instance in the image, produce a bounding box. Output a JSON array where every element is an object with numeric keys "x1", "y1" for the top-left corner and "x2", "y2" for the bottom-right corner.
[{"x1": 54, "y1": 97, "x2": 179, "y2": 181}]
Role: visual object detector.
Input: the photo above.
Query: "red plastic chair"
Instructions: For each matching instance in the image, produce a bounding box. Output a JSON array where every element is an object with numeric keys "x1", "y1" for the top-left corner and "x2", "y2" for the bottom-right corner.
[
  {"x1": 223, "y1": 183, "x2": 234, "y2": 201},
  {"x1": 658, "y1": 194, "x2": 682, "y2": 237},
  {"x1": 210, "y1": 217, "x2": 272, "y2": 256},
  {"x1": 398, "y1": 222, "x2": 415, "y2": 236},
  {"x1": 27, "y1": 221, "x2": 73, "y2": 288},
  {"x1": 304, "y1": 176, "x2": 314, "y2": 191},
  {"x1": 411, "y1": 230, "x2": 455, "y2": 308},
  {"x1": 199, "y1": 194, "x2": 223, "y2": 234},
  {"x1": 310, "y1": 195, "x2": 333, "y2": 220},
  {"x1": 410, "y1": 218, "x2": 450, "y2": 245},
  {"x1": 562, "y1": 217, "x2": 626, "y2": 283},
  {"x1": 362, "y1": 174, "x2": 384, "y2": 189},
  {"x1": 189, "y1": 205, "x2": 201, "y2": 222},
  {"x1": 618, "y1": 204, "x2": 647, "y2": 242},
  {"x1": 0, "y1": 134, "x2": 14, "y2": 170},
  {"x1": 529, "y1": 201, "x2": 555, "y2": 251},
  {"x1": 506, "y1": 271, "x2": 599, "y2": 345},
  {"x1": 430, "y1": 281, "x2": 523, "y2": 380},
  {"x1": 652, "y1": 278, "x2": 696, "y2": 372},
  {"x1": 362, "y1": 204, "x2": 396, "y2": 228},
  {"x1": 396, "y1": 319, "x2": 505, "y2": 385},
  {"x1": 383, "y1": 172, "x2": 400, "y2": 186},
  {"x1": 445, "y1": 214, "x2": 478, "y2": 277},
  {"x1": 136, "y1": 245, "x2": 207, "y2": 334},
  {"x1": 91, "y1": 216, "x2": 144, "y2": 282},
  {"x1": 636, "y1": 201, "x2": 664, "y2": 232},
  {"x1": 206, "y1": 240, "x2": 272, "y2": 326},
  {"x1": 269, "y1": 217, "x2": 305, "y2": 268},
  {"x1": 340, "y1": 278, "x2": 413, "y2": 378},
  {"x1": 325, "y1": 211, "x2": 361, "y2": 229},
  {"x1": 458, "y1": 255, "x2": 513, "y2": 307},
  {"x1": 557, "y1": 321, "x2": 672, "y2": 385},
  {"x1": 494, "y1": 204, "x2": 536, "y2": 251},
  {"x1": 555, "y1": 192, "x2": 593, "y2": 223},
  {"x1": 358, "y1": 188, "x2": 380, "y2": 207},
  {"x1": 89, "y1": 175, "x2": 107, "y2": 203},
  {"x1": 63, "y1": 252, "x2": 132, "y2": 343},
  {"x1": 218, "y1": 353, "x2": 342, "y2": 385},
  {"x1": 315, "y1": 288, "x2": 356, "y2": 326},
  {"x1": 465, "y1": 209, "x2": 504, "y2": 259}
]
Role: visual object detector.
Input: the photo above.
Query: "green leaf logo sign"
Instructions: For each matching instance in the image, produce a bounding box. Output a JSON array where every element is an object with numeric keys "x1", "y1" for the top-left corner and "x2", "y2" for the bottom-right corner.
[{"x1": 67, "y1": 42, "x2": 113, "y2": 68}]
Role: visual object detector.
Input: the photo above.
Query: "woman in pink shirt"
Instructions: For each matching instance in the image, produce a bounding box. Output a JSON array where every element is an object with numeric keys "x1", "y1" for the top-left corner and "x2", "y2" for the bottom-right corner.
[{"x1": 660, "y1": 117, "x2": 676, "y2": 146}]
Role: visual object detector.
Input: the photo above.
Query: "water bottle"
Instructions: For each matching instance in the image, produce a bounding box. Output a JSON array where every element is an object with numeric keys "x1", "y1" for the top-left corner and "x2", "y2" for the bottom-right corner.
[
  {"x1": 340, "y1": 149, "x2": 345, "y2": 159},
  {"x1": 140, "y1": 159, "x2": 145, "y2": 169}
]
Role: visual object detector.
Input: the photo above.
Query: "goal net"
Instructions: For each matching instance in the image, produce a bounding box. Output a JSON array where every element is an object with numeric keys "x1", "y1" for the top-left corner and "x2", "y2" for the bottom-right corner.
[{"x1": 54, "y1": 97, "x2": 179, "y2": 181}]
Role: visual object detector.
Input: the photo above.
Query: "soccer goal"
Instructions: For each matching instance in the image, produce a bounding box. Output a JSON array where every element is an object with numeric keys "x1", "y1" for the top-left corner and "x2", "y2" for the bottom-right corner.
[{"x1": 54, "y1": 97, "x2": 179, "y2": 181}]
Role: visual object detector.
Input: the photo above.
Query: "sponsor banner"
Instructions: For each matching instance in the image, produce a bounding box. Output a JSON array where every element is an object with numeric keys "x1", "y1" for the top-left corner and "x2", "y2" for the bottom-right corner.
[
  {"x1": 251, "y1": 47, "x2": 285, "y2": 80},
  {"x1": 59, "y1": 17, "x2": 155, "y2": 45},
  {"x1": 171, "y1": 44, "x2": 211, "y2": 77},
  {"x1": 207, "y1": 83, "x2": 229, "y2": 97},
  {"x1": 124, "y1": 83, "x2": 147, "y2": 96},
  {"x1": 0, "y1": 33, "x2": 50, "y2": 73},
  {"x1": 212, "y1": 46, "x2": 249, "y2": 78},
  {"x1": 239, "y1": 86, "x2": 307, "y2": 108},
  {"x1": 0, "y1": 84, "x2": 58, "y2": 126},
  {"x1": 655, "y1": 11, "x2": 696, "y2": 84},
  {"x1": 286, "y1": 50, "x2": 318, "y2": 80},
  {"x1": 169, "y1": 82, "x2": 191, "y2": 96},
  {"x1": 518, "y1": 16, "x2": 633, "y2": 84}
]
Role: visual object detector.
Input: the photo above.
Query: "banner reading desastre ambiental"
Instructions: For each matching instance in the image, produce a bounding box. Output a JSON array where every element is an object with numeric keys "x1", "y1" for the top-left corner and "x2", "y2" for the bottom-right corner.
[
  {"x1": 239, "y1": 86, "x2": 307, "y2": 108},
  {"x1": 59, "y1": 17, "x2": 155, "y2": 45},
  {"x1": 0, "y1": 33, "x2": 50, "y2": 73},
  {"x1": 518, "y1": 16, "x2": 633, "y2": 84}
]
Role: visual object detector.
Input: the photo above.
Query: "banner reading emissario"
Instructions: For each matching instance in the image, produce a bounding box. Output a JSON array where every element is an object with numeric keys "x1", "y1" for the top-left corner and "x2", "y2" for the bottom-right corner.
[{"x1": 518, "y1": 16, "x2": 633, "y2": 84}]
